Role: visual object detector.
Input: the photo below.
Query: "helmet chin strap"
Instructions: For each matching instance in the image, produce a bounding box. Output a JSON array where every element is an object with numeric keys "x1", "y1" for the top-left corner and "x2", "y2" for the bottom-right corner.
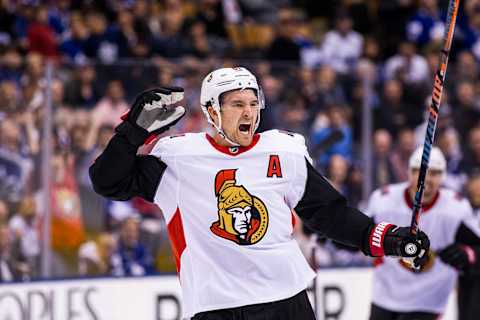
[
  {"x1": 217, "y1": 126, "x2": 241, "y2": 147},
  {"x1": 211, "y1": 110, "x2": 241, "y2": 147},
  {"x1": 212, "y1": 110, "x2": 261, "y2": 147}
]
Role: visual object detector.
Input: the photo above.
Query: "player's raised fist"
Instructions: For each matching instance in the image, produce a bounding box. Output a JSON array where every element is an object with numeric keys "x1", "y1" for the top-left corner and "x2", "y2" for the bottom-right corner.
[
  {"x1": 116, "y1": 87, "x2": 186, "y2": 146},
  {"x1": 365, "y1": 222, "x2": 431, "y2": 268}
]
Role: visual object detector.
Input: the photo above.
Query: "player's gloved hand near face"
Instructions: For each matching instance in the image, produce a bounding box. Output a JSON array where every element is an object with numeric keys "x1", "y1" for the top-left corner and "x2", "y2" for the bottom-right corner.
[
  {"x1": 364, "y1": 222, "x2": 430, "y2": 269},
  {"x1": 116, "y1": 87, "x2": 186, "y2": 146},
  {"x1": 438, "y1": 243, "x2": 477, "y2": 271}
]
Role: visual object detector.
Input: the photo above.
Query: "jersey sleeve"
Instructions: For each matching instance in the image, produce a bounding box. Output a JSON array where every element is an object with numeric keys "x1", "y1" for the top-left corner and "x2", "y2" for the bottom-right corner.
[
  {"x1": 149, "y1": 134, "x2": 173, "y2": 159},
  {"x1": 293, "y1": 157, "x2": 373, "y2": 249},
  {"x1": 89, "y1": 133, "x2": 166, "y2": 202},
  {"x1": 149, "y1": 136, "x2": 179, "y2": 216},
  {"x1": 454, "y1": 199, "x2": 480, "y2": 245},
  {"x1": 283, "y1": 132, "x2": 312, "y2": 209}
]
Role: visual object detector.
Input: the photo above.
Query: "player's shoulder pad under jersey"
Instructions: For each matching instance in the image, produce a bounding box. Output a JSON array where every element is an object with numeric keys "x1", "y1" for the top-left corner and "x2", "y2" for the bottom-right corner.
[
  {"x1": 370, "y1": 183, "x2": 406, "y2": 202},
  {"x1": 441, "y1": 188, "x2": 473, "y2": 215},
  {"x1": 149, "y1": 132, "x2": 193, "y2": 158},
  {"x1": 261, "y1": 129, "x2": 309, "y2": 155},
  {"x1": 368, "y1": 188, "x2": 386, "y2": 209}
]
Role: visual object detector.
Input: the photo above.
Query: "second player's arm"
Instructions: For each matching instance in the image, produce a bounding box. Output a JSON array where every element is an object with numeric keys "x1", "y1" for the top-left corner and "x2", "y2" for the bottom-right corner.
[{"x1": 438, "y1": 222, "x2": 480, "y2": 272}]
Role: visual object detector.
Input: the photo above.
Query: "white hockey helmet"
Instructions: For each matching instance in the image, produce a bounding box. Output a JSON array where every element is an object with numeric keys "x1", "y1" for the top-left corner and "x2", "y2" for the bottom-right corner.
[
  {"x1": 409, "y1": 146, "x2": 447, "y2": 172},
  {"x1": 200, "y1": 67, "x2": 265, "y2": 145}
]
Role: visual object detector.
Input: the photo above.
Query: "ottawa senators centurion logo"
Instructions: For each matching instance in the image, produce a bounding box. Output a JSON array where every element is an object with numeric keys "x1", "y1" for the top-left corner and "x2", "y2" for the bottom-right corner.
[{"x1": 210, "y1": 169, "x2": 268, "y2": 245}]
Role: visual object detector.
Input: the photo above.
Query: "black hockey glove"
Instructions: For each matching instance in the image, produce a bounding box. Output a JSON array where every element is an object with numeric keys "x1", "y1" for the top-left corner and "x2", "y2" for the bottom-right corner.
[
  {"x1": 116, "y1": 87, "x2": 186, "y2": 146},
  {"x1": 438, "y1": 243, "x2": 477, "y2": 271},
  {"x1": 364, "y1": 222, "x2": 430, "y2": 269}
]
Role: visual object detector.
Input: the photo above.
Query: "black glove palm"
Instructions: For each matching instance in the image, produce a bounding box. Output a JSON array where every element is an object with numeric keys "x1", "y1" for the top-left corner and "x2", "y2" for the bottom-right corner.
[{"x1": 116, "y1": 87, "x2": 186, "y2": 146}]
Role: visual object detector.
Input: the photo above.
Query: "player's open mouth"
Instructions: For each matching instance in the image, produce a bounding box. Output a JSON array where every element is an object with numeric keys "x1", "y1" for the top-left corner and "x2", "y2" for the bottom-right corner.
[{"x1": 239, "y1": 124, "x2": 251, "y2": 135}]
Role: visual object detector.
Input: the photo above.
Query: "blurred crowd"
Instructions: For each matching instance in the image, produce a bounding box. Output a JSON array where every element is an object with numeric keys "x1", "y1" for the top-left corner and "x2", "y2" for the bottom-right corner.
[{"x1": 1, "y1": 0, "x2": 480, "y2": 281}]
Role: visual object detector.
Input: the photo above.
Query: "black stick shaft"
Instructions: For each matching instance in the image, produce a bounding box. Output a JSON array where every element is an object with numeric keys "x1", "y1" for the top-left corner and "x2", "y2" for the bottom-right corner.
[{"x1": 410, "y1": 0, "x2": 461, "y2": 235}]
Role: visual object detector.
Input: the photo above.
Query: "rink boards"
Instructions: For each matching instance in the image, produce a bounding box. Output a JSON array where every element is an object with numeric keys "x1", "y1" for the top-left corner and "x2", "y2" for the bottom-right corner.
[{"x1": 0, "y1": 268, "x2": 456, "y2": 320}]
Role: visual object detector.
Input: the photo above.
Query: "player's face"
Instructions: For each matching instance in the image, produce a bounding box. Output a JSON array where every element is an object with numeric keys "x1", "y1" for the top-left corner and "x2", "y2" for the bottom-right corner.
[
  {"x1": 409, "y1": 169, "x2": 443, "y2": 202},
  {"x1": 227, "y1": 206, "x2": 252, "y2": 236},
  {"x1": 216, "y1": 89, "x2": 260, "y2": 146}
]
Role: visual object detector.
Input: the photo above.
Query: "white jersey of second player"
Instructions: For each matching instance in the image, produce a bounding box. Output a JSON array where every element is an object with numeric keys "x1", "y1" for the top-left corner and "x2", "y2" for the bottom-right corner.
[
  {"x1": 150, "y1": 130, "x2": 316, "y2": 318},
  {"x1": 366, "y1": 182, "x2": 473, "y2": 313}
]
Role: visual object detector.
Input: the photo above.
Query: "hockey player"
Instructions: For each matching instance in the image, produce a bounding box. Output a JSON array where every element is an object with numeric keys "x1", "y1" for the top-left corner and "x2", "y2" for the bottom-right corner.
[
  {"x1": 457, "y1": 173, "x2": 480, "y2": 320},
  {"x1": 89, "y1": 67, "x2": 430, "y2": 319},
  {"x1": 366, "y1": 146, "x2": 480, "y2": 320}
]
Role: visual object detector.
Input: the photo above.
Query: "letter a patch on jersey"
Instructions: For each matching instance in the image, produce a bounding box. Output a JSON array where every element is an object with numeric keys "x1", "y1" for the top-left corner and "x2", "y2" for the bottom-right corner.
[
  {"x1": 210, "y1": 169, "x2": 269, "y2": 245},
  {"x1": 267, "y1": 155, "x2": 282, "y2": 178}
]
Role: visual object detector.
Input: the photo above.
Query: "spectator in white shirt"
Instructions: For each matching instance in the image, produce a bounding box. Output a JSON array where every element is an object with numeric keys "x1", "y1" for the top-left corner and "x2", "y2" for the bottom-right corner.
[
  {"x1": 8, "y1": 196, "x2": 40, "y2": 278},
  {"x1": 384, "y1": 41, "x2": 429, "y2": 85},
  {"x1": 0, "y1": 225, "x2": 15, "y2": 282},
  {"x1": 320, "y1": 13, "x2": 363, "y2": 74},
  {"x1": 78, "y1": 232, "x2": 117, "y2": 276}
]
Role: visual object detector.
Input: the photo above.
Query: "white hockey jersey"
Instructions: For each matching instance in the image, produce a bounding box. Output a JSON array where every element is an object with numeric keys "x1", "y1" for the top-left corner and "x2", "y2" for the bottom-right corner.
[
  {"x1": 150, "y1": 130, "x2": 316, "y2": 318},
  {"x1": 366, "y1": 182, "x2": 474, "y2": 313}
]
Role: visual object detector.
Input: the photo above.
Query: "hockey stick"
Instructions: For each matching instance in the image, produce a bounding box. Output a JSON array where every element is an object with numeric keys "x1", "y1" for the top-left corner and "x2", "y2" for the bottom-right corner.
[{"x1": 410, "y1": 0, "x2": 461, "y2": 236}]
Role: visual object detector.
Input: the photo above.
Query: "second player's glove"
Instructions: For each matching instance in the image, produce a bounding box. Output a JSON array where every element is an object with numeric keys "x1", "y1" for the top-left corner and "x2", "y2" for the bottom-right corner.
[
  {"x1": 116, "y1": 87, "x2": 186, "y2": 146},
  {"x1": 364, "y1": 222, "x2": 430, "y2": 269},
  {"x1": 438, "y1": 243, "x2": 477, "y2": 271}
]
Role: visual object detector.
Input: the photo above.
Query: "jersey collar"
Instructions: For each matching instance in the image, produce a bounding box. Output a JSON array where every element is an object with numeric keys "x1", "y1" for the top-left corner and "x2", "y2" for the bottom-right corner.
[
  {"x1": 205, "y1": 133, "x2": 260, "y2": 156},
  {"x1": 403, "y1": 187, "x2": 440, "y2": 213}
]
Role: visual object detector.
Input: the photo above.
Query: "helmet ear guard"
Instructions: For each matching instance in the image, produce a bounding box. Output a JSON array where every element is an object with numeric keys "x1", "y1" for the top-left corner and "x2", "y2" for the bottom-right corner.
[{"x1": 200, "y1": 67, "x2": 265, "y2": 146}]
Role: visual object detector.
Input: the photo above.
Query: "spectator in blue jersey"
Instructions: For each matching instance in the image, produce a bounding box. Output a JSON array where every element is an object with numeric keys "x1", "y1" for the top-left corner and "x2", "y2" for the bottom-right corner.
[
  {"x1": 0, "y1": 48, "x2": 23, "y2": 84},
  {"x1": 311, "y1": 105, "x2": 352, "y2": 169},
  {"x1": 59, "y1": 14, "x2": 89, "y2": 63},
  {"x1": 46, "y1": 0, "x2": 70, "y2": 36},
  {"x1": 111, "y1": 216, "x2": 154, "y2": 277},
  {"x1": 406, "y1": 0, "x2": 444, "y2": 47},
  {"x1": 84, "y1": 12, "x2": 124, "y2": 63},
  {"x1": 0, "y1": 119, "x2": 33, "y2": 204},
  {"x1": 456, "y1": 2, "x2": 480, "y2": 60}
]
